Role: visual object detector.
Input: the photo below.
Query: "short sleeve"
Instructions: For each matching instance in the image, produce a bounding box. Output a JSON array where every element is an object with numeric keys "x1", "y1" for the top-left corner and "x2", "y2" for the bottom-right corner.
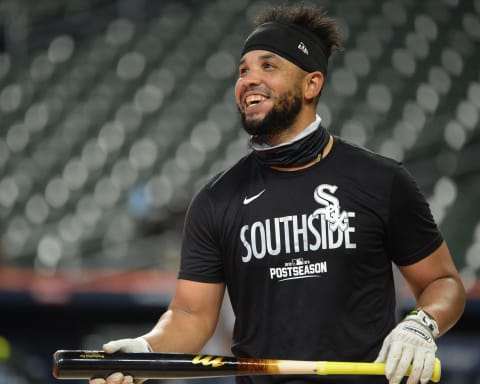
[
  {"x1": 387, "y1": 165, "x2": 443, "y2": 266},
  {"x1": 178, "y1": 186, "x2": 225, "y2": 282}
]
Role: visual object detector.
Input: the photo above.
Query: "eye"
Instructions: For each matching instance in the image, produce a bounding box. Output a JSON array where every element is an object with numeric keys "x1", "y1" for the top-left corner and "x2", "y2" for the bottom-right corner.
[
  {"x1": 263, "y1": 62, "x2": 275, "y2": 70},
  {"x1": 239, "y1": 66, "x2": 249, "y2": 76}
]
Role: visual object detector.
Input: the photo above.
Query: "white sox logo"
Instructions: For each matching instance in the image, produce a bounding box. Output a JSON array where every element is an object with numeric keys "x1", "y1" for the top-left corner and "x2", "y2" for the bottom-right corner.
[
  {"x1": 312, "y1": 184, "x2": 350, "y2": 232},
  {"x1": 239, "y1": 184, "x2": 356, "y2": 265}
]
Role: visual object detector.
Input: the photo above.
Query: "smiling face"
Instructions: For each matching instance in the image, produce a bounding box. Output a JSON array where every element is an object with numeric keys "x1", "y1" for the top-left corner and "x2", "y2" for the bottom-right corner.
[{"x1": 235, "y1": 50, "x2": 308, "y2": 143}]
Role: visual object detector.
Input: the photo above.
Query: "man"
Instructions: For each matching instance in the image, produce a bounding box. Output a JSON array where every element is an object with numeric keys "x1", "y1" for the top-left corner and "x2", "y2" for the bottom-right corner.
[{"x1": 90, "y1": 4, "x2": 465, "y2": 384}]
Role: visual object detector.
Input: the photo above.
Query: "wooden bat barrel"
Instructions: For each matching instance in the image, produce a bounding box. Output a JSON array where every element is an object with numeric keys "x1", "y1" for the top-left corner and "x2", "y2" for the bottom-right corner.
[{"x1": 53, "y1": 350, "x2": 278, "y2": 379}]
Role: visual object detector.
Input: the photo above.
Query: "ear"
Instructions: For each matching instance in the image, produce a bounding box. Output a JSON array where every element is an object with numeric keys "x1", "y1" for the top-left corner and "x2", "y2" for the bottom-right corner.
[{"x1": 304, "y1": 71, "x2": 324, "y2": 101}]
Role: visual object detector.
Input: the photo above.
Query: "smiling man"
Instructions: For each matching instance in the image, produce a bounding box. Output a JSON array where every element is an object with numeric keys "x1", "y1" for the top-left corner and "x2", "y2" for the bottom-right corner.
[
  {"x1": 237, "y1": 51, "x2": 305, "y2": 139},
  {"x1": 90, "y1": 5, "x2": 465, "y2": 384},
  {"x1": 236, "y1": 20, "x2": 330, "y2": 147}
]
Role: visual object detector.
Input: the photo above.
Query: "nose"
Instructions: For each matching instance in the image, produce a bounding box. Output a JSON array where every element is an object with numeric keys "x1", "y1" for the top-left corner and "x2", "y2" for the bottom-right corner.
[
  {"x1": 235, "y1": 69, "x2": 262, "y2": 103},
  {"x1": 240, "y1": 68, "x2": 262, "y2": 86}
]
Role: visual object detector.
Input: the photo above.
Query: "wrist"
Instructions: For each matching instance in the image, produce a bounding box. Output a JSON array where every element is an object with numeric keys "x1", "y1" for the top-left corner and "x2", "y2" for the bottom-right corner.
[
  {"x1": 405, "y1": 308, "x2": 439, "y2": 338},
  {"x1": 136, "y1": 337, "x2": 153, "y2": 352}
]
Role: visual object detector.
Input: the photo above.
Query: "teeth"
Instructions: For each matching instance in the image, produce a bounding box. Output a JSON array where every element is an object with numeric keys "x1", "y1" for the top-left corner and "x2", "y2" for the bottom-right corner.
[{"x1": 245, "y1": 94, "x2": 266, "y2": 107}]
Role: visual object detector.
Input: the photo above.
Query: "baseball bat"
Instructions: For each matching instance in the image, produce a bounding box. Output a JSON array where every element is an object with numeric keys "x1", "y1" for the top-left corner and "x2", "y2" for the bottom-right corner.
[{"x1": 52, "y1": 350, "x2": 441, "y2": 382}]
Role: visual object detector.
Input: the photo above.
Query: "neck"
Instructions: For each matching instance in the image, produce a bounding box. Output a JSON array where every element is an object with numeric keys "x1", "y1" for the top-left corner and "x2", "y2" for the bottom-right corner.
[
  {"x1": 270, "y1": 135, "x2": 333, "y2": 171},
  {"x1": 261, "y1": 111, "x2": 318, "y2": 147},
  {"x1": 250, "y1": 114, "x2": 330, "y2": 169}
]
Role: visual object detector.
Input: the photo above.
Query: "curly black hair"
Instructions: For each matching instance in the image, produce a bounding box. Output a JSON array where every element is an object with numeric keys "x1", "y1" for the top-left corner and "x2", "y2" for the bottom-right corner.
[{"x1": 252, "y1": 3, "x2": 344, "y2": 59}]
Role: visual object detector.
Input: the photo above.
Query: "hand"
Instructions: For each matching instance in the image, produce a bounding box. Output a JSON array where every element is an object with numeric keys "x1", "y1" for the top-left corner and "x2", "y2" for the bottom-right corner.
[
  {"x1": 375, "y1": 310, "x2": 439, "y2": 384},
  {"x1": 89, "y1": 337, "x2": 152, "y2": 384}
]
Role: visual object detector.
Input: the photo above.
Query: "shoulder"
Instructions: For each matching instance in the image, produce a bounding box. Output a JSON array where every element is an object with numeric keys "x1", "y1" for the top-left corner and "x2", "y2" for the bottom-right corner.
[
  {"x1": 332, "y1": 137, "x2": 407, "y2": 182},
  {"x1": 189, "y1": 153, "x2": 255, "y2": 209},
  {"x1": 333, "y1": 137, "x2": 400, "y2": 169},
  {"x1": 203, "y1": 153, "x2": 255, "y2": 194}
]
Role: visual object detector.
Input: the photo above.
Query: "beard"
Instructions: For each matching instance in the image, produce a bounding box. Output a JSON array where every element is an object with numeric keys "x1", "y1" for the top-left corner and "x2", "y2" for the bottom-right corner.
[{"x1": 239, "y1": 88, "x2": 303, "y2": 143}]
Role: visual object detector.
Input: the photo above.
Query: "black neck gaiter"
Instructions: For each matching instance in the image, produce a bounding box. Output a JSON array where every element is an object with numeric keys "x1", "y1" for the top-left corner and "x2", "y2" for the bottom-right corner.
[{"x1": 250, "y1": 124, "x2": 330, "y2": 168}]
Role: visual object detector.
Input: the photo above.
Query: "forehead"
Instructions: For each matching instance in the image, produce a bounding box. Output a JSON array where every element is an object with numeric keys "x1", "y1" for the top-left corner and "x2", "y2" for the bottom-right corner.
[{"x1": 239, "y1": 50, "x2": 290, "y2": 66}]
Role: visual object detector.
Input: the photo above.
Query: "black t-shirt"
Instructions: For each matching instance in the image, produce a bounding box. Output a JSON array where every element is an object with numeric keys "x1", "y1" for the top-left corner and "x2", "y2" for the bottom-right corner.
[{"x1": 179, "y1": 137, "x2": 443, "y2": 384}]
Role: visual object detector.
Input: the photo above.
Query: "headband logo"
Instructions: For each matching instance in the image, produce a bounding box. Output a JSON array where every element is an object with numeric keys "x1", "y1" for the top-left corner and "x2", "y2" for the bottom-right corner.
[{"x1": 298, "y1": 42, "x2": 309, "y2": 55}]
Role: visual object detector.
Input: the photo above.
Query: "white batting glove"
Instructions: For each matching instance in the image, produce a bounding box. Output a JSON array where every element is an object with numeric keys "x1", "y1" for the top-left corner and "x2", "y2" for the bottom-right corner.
[
  {"x1": 375, "y1": 310, "x2": 439, "y2": 384},
  {"x1": 103, "y1": 337, "x2": 153, "y2": 353},
  {"x1": 89, "y1": 337, "x2": 152, "y2": 384}
]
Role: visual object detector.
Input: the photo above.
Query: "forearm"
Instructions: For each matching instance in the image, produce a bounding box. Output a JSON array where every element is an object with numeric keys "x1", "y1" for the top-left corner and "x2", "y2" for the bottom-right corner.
[
  {"x1": 141, "y1": 307, "x2": 215, "y2": 354},
  {"x1": 415, "y1": 275, "x2": 466, "y2": 336}
]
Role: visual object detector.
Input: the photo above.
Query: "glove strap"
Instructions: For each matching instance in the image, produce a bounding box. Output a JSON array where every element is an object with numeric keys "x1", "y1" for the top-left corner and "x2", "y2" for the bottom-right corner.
[
  {"x1": 137, "y1": 337, "x2": 153, "y2": 352},
  {"x1": 406, "y1": 309, "x2": 440, "y2": 338}
]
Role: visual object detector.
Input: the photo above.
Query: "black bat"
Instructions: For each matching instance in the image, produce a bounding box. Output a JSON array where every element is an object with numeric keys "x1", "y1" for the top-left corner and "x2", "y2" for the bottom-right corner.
[{"x1": 52, "y1": 350, "x2": 441, "y2": 382}]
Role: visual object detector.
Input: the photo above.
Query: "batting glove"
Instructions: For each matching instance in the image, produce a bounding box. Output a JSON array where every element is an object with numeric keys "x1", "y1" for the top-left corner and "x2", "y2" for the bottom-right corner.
[
  {"x1": 89, "y1": 337, "x2": 152, "y2": 384},
  {"x1": 375, "y1": 309, "x2": 439, "y2": 384}
]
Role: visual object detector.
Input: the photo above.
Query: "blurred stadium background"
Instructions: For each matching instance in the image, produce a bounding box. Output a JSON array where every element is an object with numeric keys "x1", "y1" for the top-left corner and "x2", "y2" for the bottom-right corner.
[{"x1": 0, "y1": 0, "x2": 479, "y2": 383}]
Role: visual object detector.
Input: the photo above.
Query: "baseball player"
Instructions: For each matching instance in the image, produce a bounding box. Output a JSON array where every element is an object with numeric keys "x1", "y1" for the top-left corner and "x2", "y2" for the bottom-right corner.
[{"x1": 90, "y1": 4, "x2": 465, "y2": 384}]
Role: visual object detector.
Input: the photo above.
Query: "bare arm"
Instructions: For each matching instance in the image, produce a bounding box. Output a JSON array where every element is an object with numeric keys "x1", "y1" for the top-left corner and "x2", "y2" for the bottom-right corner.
[
  {"x1": 398, "y1": 241, "x2": 466, "y2": 336},
  {"x1": 141, "y1": 279, "x2": 226, "y2": 353}
]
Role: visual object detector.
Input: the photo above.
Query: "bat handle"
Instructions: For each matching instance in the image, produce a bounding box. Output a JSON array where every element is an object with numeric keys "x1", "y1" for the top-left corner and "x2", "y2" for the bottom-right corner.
[
  {"x1": 431, "y1": 358, "x2": 441, "y2": 383},
  {"x1": 316, "y1": 358, "x2": 441, "y2": 383}
]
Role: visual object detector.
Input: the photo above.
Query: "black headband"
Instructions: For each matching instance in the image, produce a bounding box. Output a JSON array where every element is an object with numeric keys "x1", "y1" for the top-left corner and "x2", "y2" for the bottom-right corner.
[{"x1": 241, "y1": 21, "x2": 329, "y2": 75}]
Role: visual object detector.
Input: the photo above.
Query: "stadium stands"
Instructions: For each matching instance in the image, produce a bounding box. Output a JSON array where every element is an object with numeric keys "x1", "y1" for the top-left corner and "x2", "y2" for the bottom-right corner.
[{"x1": 1, "y1": 0, "x2": 479, "y2": 280}]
